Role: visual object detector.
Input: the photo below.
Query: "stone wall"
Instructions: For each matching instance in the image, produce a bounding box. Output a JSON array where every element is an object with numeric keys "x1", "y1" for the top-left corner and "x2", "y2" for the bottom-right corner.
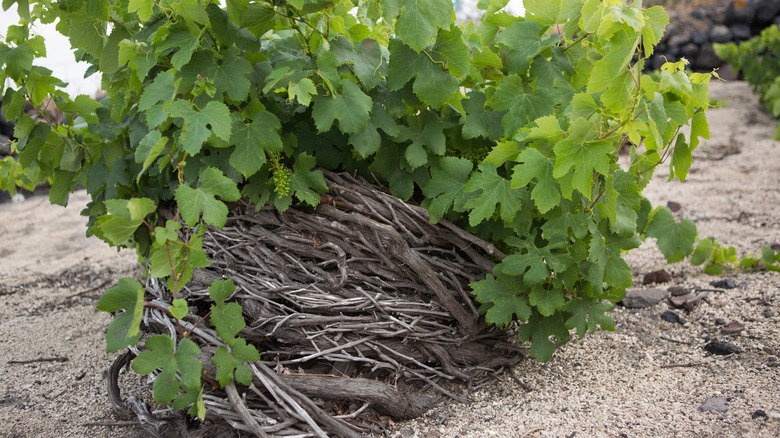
[{"x1": 651, "y1": 0, "x2": 780, "y2": 72}]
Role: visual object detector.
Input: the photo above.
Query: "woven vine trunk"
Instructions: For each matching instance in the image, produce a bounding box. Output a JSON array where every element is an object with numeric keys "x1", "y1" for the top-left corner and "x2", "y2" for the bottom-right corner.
[{"x1": 108, "y1": 171, "x2": 524, "y2": 437}]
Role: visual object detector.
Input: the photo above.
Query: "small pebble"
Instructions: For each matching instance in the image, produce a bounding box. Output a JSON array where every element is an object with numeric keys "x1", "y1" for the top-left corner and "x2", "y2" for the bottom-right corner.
[
  {"x1": 763, "y1": 308, "x2": 775, "y2": 318},
  {"x1": 721, "y1": 321, "x2": 744, "y2": 335},
  {"x1": 704, "y1": 340, "x2": 742, "y2": 355},
  {"x1": 667, "y1": 201, "x2": 682, "y2": 212},
  {"x1": 621, "y1": 288, "x2": 667, "y2": 308},
  {"x1": 710, "y1": 278, "x2": 737, "y2": 289},
  {"x1": 660, "y1": 310, "x2": 686, "y2": 324},
  {"x1": 644, "y1": 269, "x2": 672, "y2": 284},
  {"x1": 699, "y1": 397, "x2": 729, "y2": 413},
  {"x1": 752, "y1": 409, "x2": 768, "y2": 419},
  {"x1": 714, "y1": 318, "x2": 727, "y2": 326}
]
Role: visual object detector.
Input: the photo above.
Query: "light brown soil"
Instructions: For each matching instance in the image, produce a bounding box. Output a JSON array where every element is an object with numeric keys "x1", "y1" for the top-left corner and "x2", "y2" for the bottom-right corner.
[{"x1": 0, "y1": 81, "x2": 778, "y2": 437}]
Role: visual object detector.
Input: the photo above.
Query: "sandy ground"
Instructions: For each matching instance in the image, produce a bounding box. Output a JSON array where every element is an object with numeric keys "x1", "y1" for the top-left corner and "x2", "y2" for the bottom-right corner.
[{"x1": 0, "y1": 80, "x2": 778, "y2": 437}]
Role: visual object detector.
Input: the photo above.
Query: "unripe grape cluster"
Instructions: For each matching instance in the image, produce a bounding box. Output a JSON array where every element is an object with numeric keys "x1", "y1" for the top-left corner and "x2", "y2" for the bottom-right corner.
[
  {"x1": 459, "y1": 146, "x2": 491, "y2": 164},
  {"x1": 269, "y1": 153, "x2": 291, "y2": 198}
]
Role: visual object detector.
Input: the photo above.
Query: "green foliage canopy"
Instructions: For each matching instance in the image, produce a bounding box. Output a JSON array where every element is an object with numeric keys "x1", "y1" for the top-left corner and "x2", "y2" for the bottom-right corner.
[{"x1": 0, "y1": 0, "x2": 723, "y2": 416}]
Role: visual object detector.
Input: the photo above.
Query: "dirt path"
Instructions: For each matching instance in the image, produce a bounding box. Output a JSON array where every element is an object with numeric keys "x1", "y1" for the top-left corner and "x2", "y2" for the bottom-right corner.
[{"x1": 0, "y1": 81, "x2": 778, "y2": 437}]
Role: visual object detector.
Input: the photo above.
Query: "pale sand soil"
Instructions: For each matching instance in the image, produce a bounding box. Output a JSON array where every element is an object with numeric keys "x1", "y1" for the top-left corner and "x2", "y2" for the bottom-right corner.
[{"x1": 0, "y1": 81, "x2": 778, "y2": 437}]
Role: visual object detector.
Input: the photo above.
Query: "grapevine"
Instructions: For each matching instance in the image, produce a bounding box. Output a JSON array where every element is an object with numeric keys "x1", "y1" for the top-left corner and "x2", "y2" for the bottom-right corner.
[{"x1": 0, "y1": 0, "x2": 739, "y2": 432}]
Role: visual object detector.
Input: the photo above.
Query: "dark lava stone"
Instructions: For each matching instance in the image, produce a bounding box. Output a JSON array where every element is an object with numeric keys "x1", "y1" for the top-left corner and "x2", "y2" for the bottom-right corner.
[
  {"x1": 704, "y1": 340, "x2": 742, "y2": 355},
  {"x1": 710, "y1": 278, "x2": 737, "y2": 289},
  {"x1": 661, "y1": 310, "x2": 686, "y2": 324},
  {"x1": 752, "y1": 409, "x2": 768, "y2": 419}
]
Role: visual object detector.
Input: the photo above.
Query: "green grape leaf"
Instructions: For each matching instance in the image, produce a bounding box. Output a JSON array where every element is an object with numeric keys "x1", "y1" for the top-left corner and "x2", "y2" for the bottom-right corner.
[
  {"x1": 175, "y1": 167, "x2": 241, "y2": 227},
  {"x1": 587, "y1": 226, "x2": 639, "y2": 294},
  {"x1": 68, "y1": 11, "x2": 105, "y2": 58},
  {"x1": 462, "y1": 91, "x2": 503, "y2": 140},
  {"x1": 212, "y1": 338, "x2": 261, "y2": 387},
  {"x1": 689, "y1": 110, "x2": 710, "y2": 150},
  {"x1": 553, "y1": 139, "x2": 612, "y2": 199},
  {"x1": 288, "y1": 78, "x2": 317, "y2": 107},
  {"x1": 349, "y1": 102, "x2": 400, "y2": 157},
  {"x1": 396, "y1": 117, "x2": 445, "y2": 169},
  {"x1": 484, "y1": 140, "x2": 521, "y2": 167},
  {"x1": 139, "y1": 71, "x2": 177, "y2": 112},
  {"x1": 463, "y1": 163, "x2": 524, "y2": 226},
  {"x1": 610, "y1": 170, "x2": 642, "y2": 236},
  {"x1": 229, "y1": 112, "x2": 283, "y2": 177},
  {"x1": 154, "y1": 220, "x2": 182, "y2": 244},
  {"x1": 135, "y1": 131, "x2": 168, "y2": 182},
  {"x1": 210, "y1": 301, "x2": 246, "y2": 345},
  {"x1": 168, "y1": 100, "x2": 232, "y2": 155},
  {"x1": 500, "y1": 237, "x2": 573, "y2": 286},
  {"x1": 471, "y1": 273, "x2": 531, "y2": 327},
  {"x1": 172, "y1": 385, "x2": 205, "y2": 419},
  {"x1": 394, "y1": 0, "x2": 453, "y2": 53},
  {"x1": 174, "y1": 0, "x2": 210, "y2": 25},
  {"x1": 181, "y1": 49, "x2": 253, "y2": 101},
  {"x1": 496, "y1": 20, "x2": 542, "y2": 75},
  {"x1": 156, "y1": 26, "x2": 200, "y2": 70},
  {"x1": 541, "y1": 204, "x2": 590, "y2": 240},
  {"x1": 330, "y1": 36, "x2": 385, "y2": 90},
  {"x1": 58, "y1": 95, "x2": 101, "y2": 123},
  {"x1": 97, "y1": 198, "x2": 155, "y2": 245},
  {"x1": 125, "y1": 198, "x2": 157, "y2": 221},
  {"x1": 311, "y1": 80, "x2": 372, "y2": 134},
  {"x1": 488, "y1": 76, "x2": 554, "y2": 137},
  {"x1": 762, "y1": 245, "x2": 776, "y2": 264},
  {"x1": 129, "y1": 0, "x2": 154, "y2": 20},
  {"x1": 131, "y1": 336, "x2": 203, "y2": 403},
  {"x1": 209, "y1": 279, "x2": 236, "y2": 305},
  {"x1": 645, "y1": 206, "x2": 697, "y2": 262},
  {"x1": 511, "y1": 147, "x2": 560, "y2": 214},
  {"x1": 524, "y1": 0, "x2": 583, "y2": 27},
  {"x1": 241, "y1": 2, "x2": 276, "y2": 37},
  {"x1": 96, "y1": 278, "x2": 145, "y2": 353},
  {"x1": 564, "y1": 298, "x2": 615, "y2": 338},
  {"x1": 641, "y1": 6, "x2": 669, "y2": 57},
  {"x1": 528, "y1": 285, "x2": 566, "y2": 317},
  {"x1": 289, "y1": 153, "x2": 328, "y2": 207},
  {"x1": 169, "y1": 299, "x2": 188, "y2": 319},
  {"x1": 96, "y1": 216, "x2": 142, "y2": 245},
  {"x1": 690, "y1": 237, "x2": 716, "y2": 266},
  {"x1": 423, "y1": 157, "x2": 473, "y2": 223},
  {"x1": 669, "y1": 133, "x2": 692, "y2": 182},
  {"x1": 516, "y1": 310, "x2": 569, "y2": 362},
  {"x1": 316, "y1": 51, "x2": 341, "y2": 94},
  {"x1": 387, "y1": 29, "x2": 468, "y2": 108},
  {"x1": 0, "y1": 44, "x2": 33, "y2": 77}
]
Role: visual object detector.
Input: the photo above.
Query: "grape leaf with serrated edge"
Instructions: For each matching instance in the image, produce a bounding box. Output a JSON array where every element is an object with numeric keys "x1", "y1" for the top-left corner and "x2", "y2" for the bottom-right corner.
[
  {"x1": 471, "y1": 273, "x2": 531, "y2": 327},
  {"x1": 511, "y1": 147, "x2": 560, "y2": 214},
  {"x1": 644, "y1": 206, "x2": 697, "y2": 262},
  {"x1": 167, "y1": 100, "x2": 232, "y2": 155},
  {"x1": 564, "y1": 298, "x2": 615, "y2": 338},
  {"x1": 131, "y1": 336, "x2": 203, "y2": 403},
  {"x1": 229, "y1": 112, "x2": 283, "y2": 178},
  {"x1": 212, "y1": 338, "x2": 261, "y2": 386},
  {"x1": 311, "y1": 80, "x2": 372, "y2": 134},
  {"x1": 96, "y1": 278, "x2": 145, "y2": 353},
  {"x1": 516, "y1": 310, "x2": 570, "y2": 362},
  {"x1": 463, "y1": 162, "x2": 524, "y2": 226},
  {"x1": 175, "y1": 167, "x2": 241, "y2": 227},
  {"x1": 423, "y1": 157, "x2": 473, "y2": 223}
]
